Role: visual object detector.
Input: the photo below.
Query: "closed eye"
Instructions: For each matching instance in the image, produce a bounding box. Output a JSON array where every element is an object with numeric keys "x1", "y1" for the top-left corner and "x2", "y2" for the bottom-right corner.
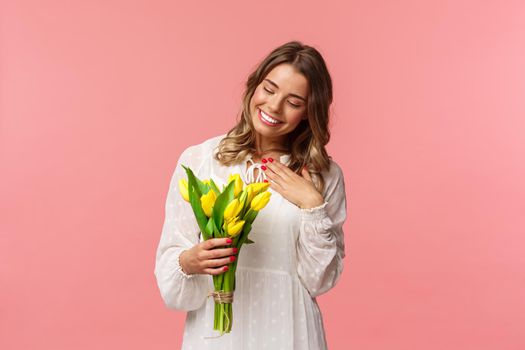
[{"x1": 264, "y1": 86, "x2": 303, "y2": 108}]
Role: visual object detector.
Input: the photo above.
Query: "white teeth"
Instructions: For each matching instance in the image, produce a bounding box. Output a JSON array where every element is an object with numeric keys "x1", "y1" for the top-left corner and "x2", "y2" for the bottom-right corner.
[{"x1": 260, "y1": 110, "x2": 281, "y2": 124}]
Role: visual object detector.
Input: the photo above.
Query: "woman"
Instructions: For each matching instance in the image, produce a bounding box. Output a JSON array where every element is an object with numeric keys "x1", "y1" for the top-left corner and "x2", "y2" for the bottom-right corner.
[{"x1": 154, "y1": 40, "x2": 347, "y2": 350}]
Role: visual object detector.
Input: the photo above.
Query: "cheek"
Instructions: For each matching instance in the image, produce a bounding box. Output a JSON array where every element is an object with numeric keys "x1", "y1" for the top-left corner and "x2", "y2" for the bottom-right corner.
[
  {"x1": 288, "y1": 109, "x2": 306, "y2": 124},
  {"x1": 251, "y1": 89, "x2": 265, "y2": 105},
  {"x1": 249, "y1": 96, "x2": 257, "y2": 112}
]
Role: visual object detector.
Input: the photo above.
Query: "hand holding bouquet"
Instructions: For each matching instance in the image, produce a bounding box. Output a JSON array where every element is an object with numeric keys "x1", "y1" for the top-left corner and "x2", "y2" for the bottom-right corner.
[{"x1": 178, "y1": 166, "x2": 272, "y2": 335}]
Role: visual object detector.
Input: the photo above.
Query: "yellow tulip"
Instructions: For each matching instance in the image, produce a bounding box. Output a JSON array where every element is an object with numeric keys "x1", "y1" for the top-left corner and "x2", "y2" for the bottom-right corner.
[
  {"x1": 178, "y1": 178, "x2": 190, "y2": 202},
  {"x1": 247, "y1": 182, "x2": 270, "y2": 196},
  {"x1": 228, "y1": 173, "x2": 244, "y2": 197},
  {"x1": 224, "y1": 198, "x2": 242, "y2": 221},
  {"x1": 224, "y1": 218, "x2": 245, "y2": 237},
  {"x1": 200, "y1": 190, "x2": 217, "y2": 217},
  {"x1": 238, "y1": 189, "x2": 248, "y2": 207},
  {"x1": 245, "y1": 185, "x2": 254, "y2": 204},
  {"x1": 241, "y1": 182, "x2": 270, "y2": 207},
  {"x1": 251, "y1": 191, "x2": 271, "y2": 211},
  {"x1": 202, "y1": 179, "x2": 211, "y2": 186}
]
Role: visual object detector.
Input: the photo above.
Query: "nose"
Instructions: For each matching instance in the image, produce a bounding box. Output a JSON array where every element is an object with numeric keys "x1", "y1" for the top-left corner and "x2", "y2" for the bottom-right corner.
[{"x1": 267, "y1": 94, "x2": 283, "y2": 115}]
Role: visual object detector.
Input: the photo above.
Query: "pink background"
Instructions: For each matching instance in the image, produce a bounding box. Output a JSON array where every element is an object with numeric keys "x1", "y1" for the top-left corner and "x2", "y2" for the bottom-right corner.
[{"x1": 1, "y1": 1, "x2": 524, "y2": 349}]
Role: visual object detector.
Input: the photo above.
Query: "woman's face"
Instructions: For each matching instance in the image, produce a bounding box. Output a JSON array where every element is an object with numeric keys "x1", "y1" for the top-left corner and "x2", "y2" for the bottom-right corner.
[{"x1": 249, "y1": 63, "x2": 309, "y2": 146}]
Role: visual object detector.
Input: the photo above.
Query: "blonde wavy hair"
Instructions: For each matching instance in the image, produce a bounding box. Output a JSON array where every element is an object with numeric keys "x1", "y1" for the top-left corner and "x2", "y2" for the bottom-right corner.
[{"x1": 214, "y1": 40, "x2": 333, "y2": 194}]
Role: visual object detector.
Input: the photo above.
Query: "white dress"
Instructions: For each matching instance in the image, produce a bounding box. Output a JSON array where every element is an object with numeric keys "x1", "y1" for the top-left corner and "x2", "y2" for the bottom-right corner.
[{"x1": 154, "y1": 134, "x2": 347, "y2": 350}]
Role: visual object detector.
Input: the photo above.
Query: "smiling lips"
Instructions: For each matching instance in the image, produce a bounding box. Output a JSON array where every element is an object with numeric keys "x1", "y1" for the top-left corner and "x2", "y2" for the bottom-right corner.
[{"x1": 258, "y1": 109, "x2": 283, "y2": 126}]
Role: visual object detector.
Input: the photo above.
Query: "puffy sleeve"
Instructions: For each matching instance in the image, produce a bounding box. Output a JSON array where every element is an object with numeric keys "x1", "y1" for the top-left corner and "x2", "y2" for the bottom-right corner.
[
  {"x1": 296, "y1": 160, "x2": 347, "y2": 298},
  {"x1": 154, "y1": 145, "x2": 210, "y2": 311}
]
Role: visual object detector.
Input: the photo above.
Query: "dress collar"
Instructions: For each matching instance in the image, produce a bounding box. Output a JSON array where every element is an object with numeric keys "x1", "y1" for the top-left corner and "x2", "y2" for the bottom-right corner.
[{"x1": 244, "y1": 153, "x2": 291, "y2": 165}]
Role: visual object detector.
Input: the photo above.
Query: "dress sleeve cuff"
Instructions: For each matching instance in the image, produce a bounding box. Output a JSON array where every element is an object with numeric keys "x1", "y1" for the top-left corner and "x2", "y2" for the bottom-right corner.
[
  {"x1": 299, "y1": 201, "x2": 329, "y2": 220},
  {"x1": 175, "y1": 249, "x2": 195, "y2": 279}
]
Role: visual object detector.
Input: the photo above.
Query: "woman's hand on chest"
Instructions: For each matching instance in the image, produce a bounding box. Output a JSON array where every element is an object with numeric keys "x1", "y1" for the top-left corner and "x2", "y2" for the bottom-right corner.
[{"x1": 261, "y1": 158, "x2": 324, "y2": 209}]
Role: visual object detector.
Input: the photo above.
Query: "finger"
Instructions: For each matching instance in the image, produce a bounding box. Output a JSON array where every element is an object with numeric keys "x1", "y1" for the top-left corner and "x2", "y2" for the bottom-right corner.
[
  {"x1": 301, "y1": 166, "x2": 313, "y2": 182},
  {"x1": 265, "y1": 161, "x2": 292, "y2": 181},
  {"x1": 204, "y1": 237, "x2": 232, "y2": 250},
  {"x1": 268, "y1": 177, "x2": 284, "y2": 194},
  {"x1": 202, "y1": 247, "x2": 238, "y2": 260},
  {"x1": 275, "y1": 162, "x2": 302, "y2": 183},
  {"x1": 263, "y1": 164, "x2": 289, "y2": 186},
  {"x1": 203, "y1": 265, "x2": 230, "y2": 276},
  {"x1": 263, "y1": 165, "x2": 283, "y2": 183},
  {"x1": 202, "y1": 255, "x2": 236, "y2": 268}
]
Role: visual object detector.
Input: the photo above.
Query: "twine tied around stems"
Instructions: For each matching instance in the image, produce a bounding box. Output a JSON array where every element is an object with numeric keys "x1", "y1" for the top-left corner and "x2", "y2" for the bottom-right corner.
[
  {"x1": 208, "y1": 290, "x2": 234, "y2": 304},
  {"x1": 202, "y1": 290, "x2": 234, "y2": 339}
]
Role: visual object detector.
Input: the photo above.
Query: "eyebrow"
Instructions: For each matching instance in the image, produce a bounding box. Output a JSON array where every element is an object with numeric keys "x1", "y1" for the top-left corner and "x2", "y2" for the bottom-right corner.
[{"x1": 264, "y1": 79, "x2": 307, "y2": 102}]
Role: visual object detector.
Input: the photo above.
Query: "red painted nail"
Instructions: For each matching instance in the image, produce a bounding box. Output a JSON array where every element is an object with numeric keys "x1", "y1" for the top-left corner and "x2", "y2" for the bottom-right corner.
[
  {"x1": 233, "y1": 248, "x2": 238, "y2": 253},
  {"x1": 268, "y1": 157, "x2": 274, "y2": 162},
  {"x1": 262, "y1": 158, "x2": 267, "y2": 163},
  {"x1": 261, "y1": 165, "x2": 267, "y2": 170},
  {"x1": 263, "y1": 179, "x2": 268, "y2": 183},
  {"x1": 226, "y1": 238, "x2": 232, "y2": 244},
  {"x1": 230, "y1": 256, "x2": 236, "y2": 262},
  {"x1": 223, "y1": 266, "x2": 229, "y2": 271}
]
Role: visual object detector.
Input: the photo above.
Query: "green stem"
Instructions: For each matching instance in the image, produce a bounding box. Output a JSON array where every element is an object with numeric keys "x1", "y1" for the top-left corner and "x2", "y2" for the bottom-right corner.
[{"x1": 214, "y1": 303, "x2": 218, "y2": 330}]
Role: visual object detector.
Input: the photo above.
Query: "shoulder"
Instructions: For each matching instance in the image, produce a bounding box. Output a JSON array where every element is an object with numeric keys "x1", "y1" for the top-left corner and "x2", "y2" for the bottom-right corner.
[
  {"x1": 320, "y1": 158, "x2": 346, "y2": 197},
  {"x1": 323, "y1": 158, "x2": 344, "y2": 182}
]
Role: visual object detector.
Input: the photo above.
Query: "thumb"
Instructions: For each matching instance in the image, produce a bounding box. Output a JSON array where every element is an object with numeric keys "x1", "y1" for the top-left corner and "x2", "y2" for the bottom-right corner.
[{"x1": 301, "y1": 166, "x2": 312, "y2": 182}]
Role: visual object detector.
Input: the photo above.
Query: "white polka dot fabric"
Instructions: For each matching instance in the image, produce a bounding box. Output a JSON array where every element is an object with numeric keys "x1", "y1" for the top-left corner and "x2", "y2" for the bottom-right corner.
[{"x1": 154, "y1": 134, "x2": 347, "y2": 350}]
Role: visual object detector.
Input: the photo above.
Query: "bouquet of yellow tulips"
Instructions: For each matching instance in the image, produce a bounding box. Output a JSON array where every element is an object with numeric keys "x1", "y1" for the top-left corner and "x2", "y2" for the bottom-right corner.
[{"x1": 178, "y1": 165, "x2": 272, "y2": 335}]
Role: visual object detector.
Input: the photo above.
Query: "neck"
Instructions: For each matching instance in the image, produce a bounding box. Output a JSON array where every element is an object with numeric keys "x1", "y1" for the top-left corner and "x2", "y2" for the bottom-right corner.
[
  {"x1": 254, "y1": 134, "x2": 288, "y2": 153},
  {"x1": 251, "y1": 134, "x2": 289, "y2": 161}
]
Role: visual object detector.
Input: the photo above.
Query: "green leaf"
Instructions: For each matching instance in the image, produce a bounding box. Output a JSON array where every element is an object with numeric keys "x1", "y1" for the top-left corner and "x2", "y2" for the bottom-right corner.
[
  {"x1": 182, "y1": 165, "x2": 203, "y2": 198},
  {"x1": 213, "y1": 221, "x2": 222, "y2": 238},
  {"x1": 244, "y1": 238, "x2": 255, "y2": 244},
  {"x1": 209, "y1": 179, "x2": 221, "y2": 196},
  {"x1": 181, "y1": 164, "x2": 211, "y2": 240},
  {"x1": 195, "y1": 180, "x2": 208, "y2": 196},
  {"x1": 242, "y1": 221, "x2": 252, "y2": 236},
  {"x1": 242, "y1": 208, "x2": 258, "y2": 225},
  {"x1": 205, "y1": 217, "x2": 215, "y2": 237},
  {"x1": 188, "y1": 184, "x2": 210, "y2": 240},
  {"x1": 212, "y1": 180, "x2": 235, "y2": 230},
  {"x1": 237, "y1": 190, "x2": 249, "y2": 218}
]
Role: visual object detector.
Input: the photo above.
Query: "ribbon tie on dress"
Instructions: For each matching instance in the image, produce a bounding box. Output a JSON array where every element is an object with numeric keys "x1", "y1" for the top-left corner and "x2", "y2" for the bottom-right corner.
[
  {"x1": 242, "y1": 154, "x2": 291, "y2": 184},
  {"x1": 244, "y1": 159, "x2": 268, "y2": 184}
]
